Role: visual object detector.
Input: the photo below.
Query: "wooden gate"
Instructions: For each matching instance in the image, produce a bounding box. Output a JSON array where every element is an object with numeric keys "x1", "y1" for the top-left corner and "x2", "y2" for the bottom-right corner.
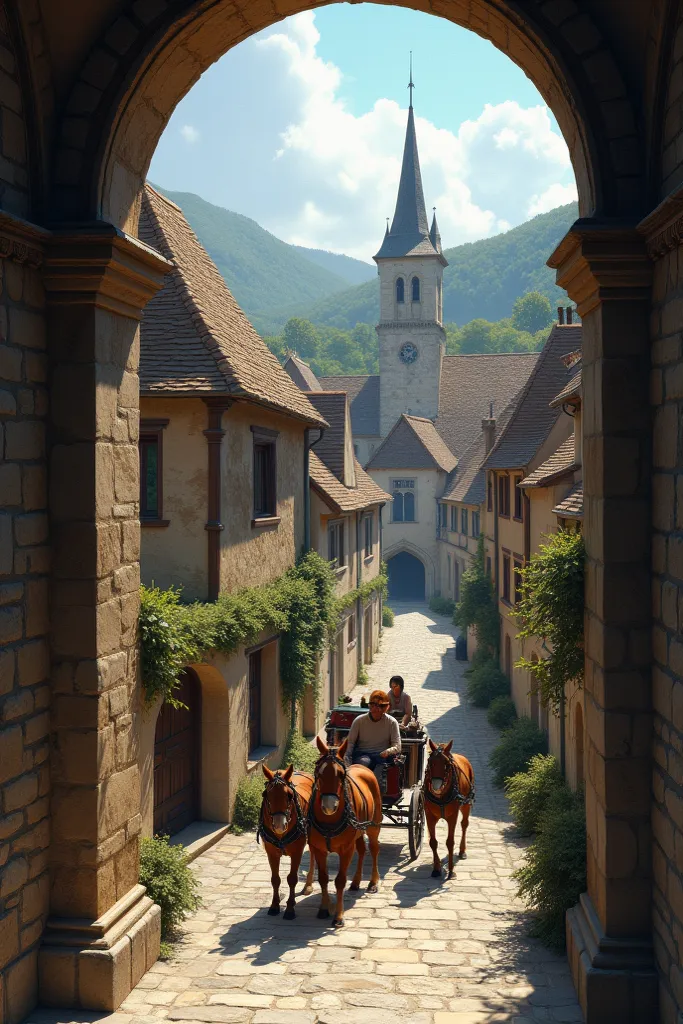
[{"x1": 154, "y1": 670, "x2": 200, "y2": 835}]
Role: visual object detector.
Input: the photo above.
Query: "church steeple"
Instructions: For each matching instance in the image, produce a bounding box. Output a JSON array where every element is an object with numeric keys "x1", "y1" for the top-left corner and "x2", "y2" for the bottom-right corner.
[
  {"x1": 429, "y1": 208, "x2": 442, "y2": 254},
  {"x1": 374, "y1": 62, "x2": 446, "y2": 264}
]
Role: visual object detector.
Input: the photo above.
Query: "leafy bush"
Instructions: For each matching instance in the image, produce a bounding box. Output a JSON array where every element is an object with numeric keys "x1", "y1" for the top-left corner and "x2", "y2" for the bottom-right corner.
[
  {"x1": 280, "y1": 730, "x2": 318, "y2": 774},
  {"x1": 139, "y1": 836, "x2": 201, "y2": 939},
  {"x1": 231, "y1": 772, "x2": 264, "y2": 833},
  {"x1": 505, "y1": 754, "x2": 563, "y2": 835},
  {"x1": 489, "y1": 716, "x2": 548, "y2": 787},
  {"x1": 467, "y1": 659, "x2": 510, "y2": 708},
  {"x1": 514, "y1": 785, "x2": 586, "y2": 949},
  {"x1": 382, "y1": 605, "x2": 395, "y2": 627},
  {"x1": 455, "y1": 537, "x2": 499, "y2": 657},
  {"x1": 487, "y1": 696, "x2": 517, "y2": 730},
  {"x1": 429, "y1": 596, "x2": 456, "y2": 616},
  {"x1": 357, "y1": 665, "x2": 369, "y2": 687}
]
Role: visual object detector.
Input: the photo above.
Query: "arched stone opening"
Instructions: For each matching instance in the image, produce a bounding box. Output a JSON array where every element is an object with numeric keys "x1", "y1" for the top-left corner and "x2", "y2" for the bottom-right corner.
[{"x1": 387, "y1": 550, "x2": 426, "y2": 601}]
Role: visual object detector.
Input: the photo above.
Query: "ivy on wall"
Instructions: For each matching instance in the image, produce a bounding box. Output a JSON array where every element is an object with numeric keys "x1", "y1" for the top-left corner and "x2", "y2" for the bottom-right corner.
[
  {"x1": 333, "y1": 566, "x2": 388, "y2": 618},
  {"x1": 454, "y1": 536, "x2": 499, "y2": 656}
]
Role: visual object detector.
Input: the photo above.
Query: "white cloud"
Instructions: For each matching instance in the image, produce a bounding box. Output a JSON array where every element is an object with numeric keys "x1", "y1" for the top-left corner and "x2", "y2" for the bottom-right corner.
[
  {"x1": 180, "y1": 124, "x2": 200, "y2": 144},
  {"x1": 252, "y1": 13, "x2": 576, "y2": 260}
]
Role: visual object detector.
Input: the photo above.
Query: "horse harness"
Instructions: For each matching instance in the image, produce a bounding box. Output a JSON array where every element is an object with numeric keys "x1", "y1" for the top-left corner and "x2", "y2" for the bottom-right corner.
[
  {"x1": 423, "y1": 749, "x2": 476, "y2": 814},
  {"x1": 257, "y1": 771, "x2": 308, "y2": 851},
  {"x1": 308, "y1": 751, "x2": 377, "y2": 851}
]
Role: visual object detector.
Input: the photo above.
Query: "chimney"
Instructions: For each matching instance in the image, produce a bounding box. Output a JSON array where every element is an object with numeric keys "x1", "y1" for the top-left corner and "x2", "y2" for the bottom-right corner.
[
  {"x1": 557, "y1": 307, "x2": 565, "y2": 325},
  {"x1": 482, "y1": 401, "x2": 496, "y2": 454},
  {"x1": 566, "y1": 306, "x2": 573, "y2": 325}
]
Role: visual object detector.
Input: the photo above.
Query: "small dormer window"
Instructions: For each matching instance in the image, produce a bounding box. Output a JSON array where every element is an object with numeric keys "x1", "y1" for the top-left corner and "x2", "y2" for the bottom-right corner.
[
  {"x1": 412, "y1": 276, "x2": 420, "y2": 302},
  {"x1": 396, "y1": 277, "x2": 405, "y2": 303}
]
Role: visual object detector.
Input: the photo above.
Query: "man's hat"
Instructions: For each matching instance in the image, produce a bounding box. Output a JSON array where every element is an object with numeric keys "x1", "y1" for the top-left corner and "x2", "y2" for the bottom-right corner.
[{"x1": 369, "y1": 689, "x2": 390, "y2": 707}]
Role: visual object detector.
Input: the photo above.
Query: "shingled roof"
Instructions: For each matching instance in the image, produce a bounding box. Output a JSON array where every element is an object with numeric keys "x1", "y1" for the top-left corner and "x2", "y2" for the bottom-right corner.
[
  {"x1": 367, "y1": 414, "x2": 457, "y2": 473},
  {"x1": 441, "y1": 397, "x2": 519, "y2": 505},
  {"x1": 309, "y1": 452, "x2": 391, "y2": 513},
  {"x1": 550, "y1": 367, "x2": 582, "y2": 408},
  {"x1": 283, "y1": 353, "x2": 322, "y2": 392},
  {"x1": 306, "y1": 391, "x2": 354, "y2": 486},
  {"x1": 519, "y1": 436, "x2": 578, "y2": 488},
  {"x1": 552, "y1": 483, "x2": 584, "y2": 519},
  {"x1": 318, "y1": 375, "x2": 380, "y2": 436},
  {"x1": 484, "y1": 325, "x2": 582, "y2": 471},
  {"x1": 139, "y1": 185, "x2": 326, "y2": 427}
]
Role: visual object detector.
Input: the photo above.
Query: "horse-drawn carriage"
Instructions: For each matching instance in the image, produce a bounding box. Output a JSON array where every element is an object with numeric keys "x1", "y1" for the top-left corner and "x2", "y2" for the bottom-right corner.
[{"x1": 325, "y1": 702, "x2": 428, "y2": 860}]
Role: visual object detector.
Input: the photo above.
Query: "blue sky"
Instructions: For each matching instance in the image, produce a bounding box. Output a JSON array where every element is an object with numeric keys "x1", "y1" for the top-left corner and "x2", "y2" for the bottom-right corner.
[{"x1": 149, "y1": 4, "x2": 576, "y2": 262}]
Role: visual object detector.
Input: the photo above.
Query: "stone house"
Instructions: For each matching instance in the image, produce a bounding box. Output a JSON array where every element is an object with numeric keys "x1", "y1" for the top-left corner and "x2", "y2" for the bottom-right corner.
[
  {"x1": 303, "y1": 390, "x2": 390, "y2": 720},
  {"x1": 3, "y1": 4, "x2": 683, "y2": 1022},
  {"x1": 136, "y1": 184, "x2": 328, "y2": 836}
]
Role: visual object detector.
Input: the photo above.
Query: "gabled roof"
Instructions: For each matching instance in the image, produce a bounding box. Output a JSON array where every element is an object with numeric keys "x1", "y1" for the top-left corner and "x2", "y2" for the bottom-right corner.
[
  {"x1": 519, "y1": 437, "x2": 578, "y2": 488},
  {"x1": 441, "y1": 397, "x2": 519, "y2": 506},
  {"x1": 367, "y1": 414, "x2": 457, "y2": 473},
  {"x1": 318, "y1": 375, "x2": 380, "y2": 436},
  {"x1": 550, "y1": 367, "x2": 582, "y2": 408},
  {"x1": 484, "y1": 325, "x2": 582, "y2": 471},
  {"x1": 553, "y1": 483, "x2": 584, "y2": 519},
  {"x1": 284, "y1": 353, "x2": 322, "y2": 392},
  {"x1": 306, "y1": 391, "x2": 354, "y2": 487},
  {"x1": 309, "y1": 452, "x2": 391, "y2": 514},
  {"x1": 139, "y1": 185, "x2": 326, "y2": 428},
  {"x1": 373, "y1": 105, "x2": 446, "y2": 264}
]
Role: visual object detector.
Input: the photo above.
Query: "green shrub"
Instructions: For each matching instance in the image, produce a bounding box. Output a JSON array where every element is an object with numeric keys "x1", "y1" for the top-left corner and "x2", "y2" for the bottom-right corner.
[
  {"x1": 505, "y1": 754, "x2": 563, "y2": 835},
  {"x1": 139, "y1": 836, "x2": 201, "y2": 939},
  {"x1": 231, "y1": 771, "x2": 264, "y2": 833},
  {"x1": 464, "y1": 645, "x2": 490, "y2": 677},
  {"x1": 487, "y1": 696, "x2": 517, "y2": 730},
  {"x1": 382, "y1": 605, "x2": 395, "y2": 627},
  {"x1": 357, "y1": 665, "x2": 369, "y2": 687},
  {"x1": 514, "y1": 785, "x2": 586, "y2": 949},
  {"x1": 489, "y1": 716, "x2": 548, "y2": 786},
  {"x1": 280, "y1": 730, "x2": 318, "y2": 773},
  {"x1": 429, "y1": 595, "x2": 456, "y2": 616},
  {"x1": 466, "y1": 659, "x2": 510, "y2": 707}
]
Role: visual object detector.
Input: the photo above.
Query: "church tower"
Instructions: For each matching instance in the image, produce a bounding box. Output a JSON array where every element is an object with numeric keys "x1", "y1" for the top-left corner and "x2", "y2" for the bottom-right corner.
[{"x1": 374, "y1": 69, "x2": 448, "y2": 438}]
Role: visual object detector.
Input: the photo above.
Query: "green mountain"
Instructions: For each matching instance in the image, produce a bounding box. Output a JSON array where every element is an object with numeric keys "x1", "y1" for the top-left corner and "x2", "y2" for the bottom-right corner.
[
  {"x1": 292, "y1": 246, "x2": 375, "y2": 285},
  {"x1": 298, "y1": 202, "x2": 578, "y2": 330},
  {"x1": 152, "y1": 188, "x2": 356, "y2": 322}
]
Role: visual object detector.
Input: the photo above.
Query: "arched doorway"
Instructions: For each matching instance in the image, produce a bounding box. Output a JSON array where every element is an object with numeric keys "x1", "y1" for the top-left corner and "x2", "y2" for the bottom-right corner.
[
  {"x1": 154, "y1": 669, "x2": 200, "y2": 835},
  {"x1": 387, "y1": 551, "x2": 426, "y2": 601}
]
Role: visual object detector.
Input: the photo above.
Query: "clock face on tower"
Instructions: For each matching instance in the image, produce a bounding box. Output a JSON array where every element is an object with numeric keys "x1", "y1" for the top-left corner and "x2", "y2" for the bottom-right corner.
[{"x1": 399, "y1": 342, "x2": 419, "y2": 365}]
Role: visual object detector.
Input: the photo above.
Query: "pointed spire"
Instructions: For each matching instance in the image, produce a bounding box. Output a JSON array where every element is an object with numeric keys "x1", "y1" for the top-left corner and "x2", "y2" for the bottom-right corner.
[
  {"x1": 429, "y1": 207, "x2": 442, "y2": 253},
  {"x1": 408, "y1": 51, "x2": 414, "y2": 109}
]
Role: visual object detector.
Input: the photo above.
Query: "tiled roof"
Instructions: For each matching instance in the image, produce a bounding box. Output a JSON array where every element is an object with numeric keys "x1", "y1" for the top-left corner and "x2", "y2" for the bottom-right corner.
[
  {"x1": 442, "y1": 398, "x2": 518, "y2": 505},
  {"x1": 367, "y1": 414, "x2": 457, "y2": 473},
  {"x1": 550, "y1": 368, "x2": 582, "y2": 408},
  {"x1": 552, "y1": 483, "x2": 584, "y2": 519},
  {"x1": 484, "y1": 325, "x2": 582, "y2": 470},
  {"x1": 139, "y1": 185, "x2": 326, "y2": 427},
  {"x1": 310, "y1": 452, "x2": 391, "y2": 513},
  {"x1": 318, "y1": 375, "x2": 380, "y2": 436},
  {"x1": 283, "y1": 353, "x2": 322, "y2": 392},
  {"x1": 435, "y1": 352, "x2": 539, "y2": 457},
  {"x1": 306, "y1": 392, "x2": 351, "y2": 485},
  {"x1": 519, "y1": 437, "x2": 577, "y2": 488}
]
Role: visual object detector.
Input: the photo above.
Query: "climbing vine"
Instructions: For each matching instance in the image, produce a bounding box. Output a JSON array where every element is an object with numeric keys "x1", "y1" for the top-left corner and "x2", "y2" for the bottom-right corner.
[
  {"x1": 333, "y1": 565, "x2": 388, "y2": 617},
  {"x1": 454, "y1": 536, "x2": 499, "y2": 656},
  {"x1": 139, "y1": 551, "x2": 337, "y2": 718},
  {"x1": 515, "y1": 529, "x2": 585, "y2": 711}
]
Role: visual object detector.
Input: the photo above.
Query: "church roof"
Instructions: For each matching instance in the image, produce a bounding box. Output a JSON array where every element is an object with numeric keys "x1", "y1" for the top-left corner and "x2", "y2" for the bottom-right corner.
[
  {"x1": 138, "y1": 185, "x2": 327, "y2": 428},
  {"x1": 373, "y1": 105, "x2": 446, "y2": 264},
  {"x1": 484, "y1": 325, "x2": 582, "y2": 471},
  {"x1": 309, "y1": 452, "x2": 391, "y2": 514},
  {"x1": 366, "y1": 414, "x2": 457, "y2": 474},
  {"x1": 283, "y1": 353, "x2": 322, "y2": 392}
]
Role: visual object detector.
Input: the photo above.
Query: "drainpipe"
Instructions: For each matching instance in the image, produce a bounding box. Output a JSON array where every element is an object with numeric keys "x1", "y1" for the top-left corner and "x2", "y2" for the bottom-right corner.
[
  {"x1": 304, "y1": 427, "x2": 325, "y2": 552},
  {"x1": 356, "y1": 511, "x2": 363, "y2": 675},
  {"x1": 492, "y1": 470, "x2": 500, "y2": 656},
  {"x1": 203, "y1": 397, "x2": 233, "y2": 602}
]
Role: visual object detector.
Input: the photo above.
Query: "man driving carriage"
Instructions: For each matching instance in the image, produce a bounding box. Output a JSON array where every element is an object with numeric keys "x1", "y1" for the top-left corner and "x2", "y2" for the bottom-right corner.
[{"x1": 344, "y1": 689, "x2": 401, "y2": 769}]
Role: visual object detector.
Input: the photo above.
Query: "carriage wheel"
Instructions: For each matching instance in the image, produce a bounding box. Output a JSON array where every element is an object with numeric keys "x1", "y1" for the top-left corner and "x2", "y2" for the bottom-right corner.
[{"x1": 408, "y1": 786, "x2": 425, "y2": 861}]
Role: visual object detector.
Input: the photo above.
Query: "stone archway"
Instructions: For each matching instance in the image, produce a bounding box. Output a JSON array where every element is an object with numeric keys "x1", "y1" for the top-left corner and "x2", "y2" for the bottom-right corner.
[{"x1": 387, "y1": 550, "x2": 426, "y2": 601}]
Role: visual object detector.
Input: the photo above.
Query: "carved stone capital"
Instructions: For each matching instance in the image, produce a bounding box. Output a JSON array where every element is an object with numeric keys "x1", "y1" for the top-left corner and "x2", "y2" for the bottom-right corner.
[
  {"x1": 44, "y1": 222, "x2": 171, "y2": 320},
  {"x1": 638, "y1": 184, "x2": 683, "y2": 259},
  {"x1": 547, "y1": 220, "x2": 651, "y2": 317}
]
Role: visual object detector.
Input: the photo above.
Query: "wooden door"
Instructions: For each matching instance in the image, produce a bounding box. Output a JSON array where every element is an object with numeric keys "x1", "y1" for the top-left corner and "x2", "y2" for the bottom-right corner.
[
  {"x1": 154, "y1": 670, "x2": 199, "y2": 836},
  {"x1": 248, "y1": 649, "x2": 262, "y2": 753}
]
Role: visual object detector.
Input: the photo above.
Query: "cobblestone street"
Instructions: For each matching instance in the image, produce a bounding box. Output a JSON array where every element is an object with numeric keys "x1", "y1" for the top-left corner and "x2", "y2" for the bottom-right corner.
[{"x1": 31, "y1": 604, "x2": 583, "y2": 1024}]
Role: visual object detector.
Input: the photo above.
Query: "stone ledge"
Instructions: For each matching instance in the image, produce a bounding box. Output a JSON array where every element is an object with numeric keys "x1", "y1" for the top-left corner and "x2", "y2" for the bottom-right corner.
[{"x1": 169, "y1": 821, "x2": 230, "y2": 863}]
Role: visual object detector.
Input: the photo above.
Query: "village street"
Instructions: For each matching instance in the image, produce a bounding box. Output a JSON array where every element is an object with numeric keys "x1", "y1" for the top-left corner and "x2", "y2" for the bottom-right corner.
[{"x1": 30, "y1": 605, "x2": 582, "y2": 1024}]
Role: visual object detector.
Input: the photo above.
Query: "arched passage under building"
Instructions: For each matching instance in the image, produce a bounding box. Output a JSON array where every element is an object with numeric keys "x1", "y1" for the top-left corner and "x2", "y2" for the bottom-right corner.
[{"x1": 387, "y1": 551, "x2": 426, "y2": 602}]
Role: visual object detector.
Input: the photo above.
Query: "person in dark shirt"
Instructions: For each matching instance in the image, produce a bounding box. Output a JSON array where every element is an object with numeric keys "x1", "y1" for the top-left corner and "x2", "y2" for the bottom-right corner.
[{"x1": 388, "y1": 675, "x2": 413, "y2": 726}]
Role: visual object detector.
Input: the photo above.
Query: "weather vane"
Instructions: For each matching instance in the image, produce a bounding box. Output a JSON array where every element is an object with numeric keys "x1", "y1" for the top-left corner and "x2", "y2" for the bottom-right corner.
[{"x1": 408, "y1": 52, "x2": 414, "y2": 107}]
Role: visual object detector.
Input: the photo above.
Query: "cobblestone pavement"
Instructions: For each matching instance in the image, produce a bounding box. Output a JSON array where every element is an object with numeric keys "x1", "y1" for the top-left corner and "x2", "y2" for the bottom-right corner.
[{"x1": 30, "y1": 604, "x2": 583, "y2": 1024}]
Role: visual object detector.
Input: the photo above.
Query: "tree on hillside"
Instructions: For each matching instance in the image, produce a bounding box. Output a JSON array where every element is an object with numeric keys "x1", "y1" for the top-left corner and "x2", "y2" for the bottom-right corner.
[
  {"x1": 283, "y1": 318, "x2": 321, "y2": 361},
  {"x1": 512, "y1": 292, "x2": 553, "y2": 334}
]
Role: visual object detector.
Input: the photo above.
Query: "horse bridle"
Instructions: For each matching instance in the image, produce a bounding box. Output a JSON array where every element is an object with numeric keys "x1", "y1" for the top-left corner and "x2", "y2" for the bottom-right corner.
[
  {"x1": 257, "y1": 772, "x2": 307, "y2": 850},
  {"x1": 423, "y1": 747, "x2": 475, "y2": 810},
  {"x1": 308, "y1": 751, "x2": 376, "y2": 849}
]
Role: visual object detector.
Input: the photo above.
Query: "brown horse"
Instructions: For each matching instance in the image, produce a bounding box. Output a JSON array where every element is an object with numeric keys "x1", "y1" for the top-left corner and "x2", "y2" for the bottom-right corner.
[
  {"x1": 307, "y1": 737, "x2": 382, "y2": 928},
  {"x1": 259, "y1": 765, "x2": 315, "y2": 919},
  {"x1": 423, "y1": 739, "x2": 475, "y2": 879}
]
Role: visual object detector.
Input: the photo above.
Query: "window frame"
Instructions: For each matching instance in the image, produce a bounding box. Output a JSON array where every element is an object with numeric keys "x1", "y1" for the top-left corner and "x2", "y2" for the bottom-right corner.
[
  {"x1": 391, "y1": 478, "x2": 416, "y2": 523},
  {"x1": 514, "y1": 475, "x2": 524, "y2": 521},
  {"x1": 502, "y1": 552, "x2": 511, "y2": 604},
  {"x1": 139, "y1": 418, "x2": 169, "y2": 526},
  {"x1": 363, "y1": 512, "x2": 374, "y2": 559},
  {"x1": 411, "y1": 276, "x2": 420, "y2": 302},
  {"x1": 440, "y1": 503, "x2": 448, "y2": 529},
  {"x1": 498, "y1": 473, "x2": 511, "y2": 518},
  {"x1": 347, "y1": 611, "x2": 357, "y2": 648},
  {"x1": 396, "y1": 277, "x2": 405, "y2": 304},
  {"x1": 328, "y1": 518, "x2": 346, "y2": 570},
  {"x1": 472, "y1": 511, "x2": 480, "y2": 538},
  {"x1": 513, "y1": 558, "x2": 523, "y2": 605},
  {"x1": 251, "y1": 426, "x2": 279, "y2": 524},
  {"x1": 461, "y1": 508, "x2": 468, "y2": 535},
  {"x1": 450, "y1": 506, "x2": 457, "y2": 533},
  {"x1": 487, "y1": 475, "x2": 493, "y2": 512}
]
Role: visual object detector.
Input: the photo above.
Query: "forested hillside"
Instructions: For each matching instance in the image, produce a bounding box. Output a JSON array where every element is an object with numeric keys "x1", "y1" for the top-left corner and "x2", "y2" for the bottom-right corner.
[
  {"x1": 297, "y1": 203, "x2": 577, "y2": 330},
  {"x1": 291, "y1": 246, "x2": 375, "y2": 285}
]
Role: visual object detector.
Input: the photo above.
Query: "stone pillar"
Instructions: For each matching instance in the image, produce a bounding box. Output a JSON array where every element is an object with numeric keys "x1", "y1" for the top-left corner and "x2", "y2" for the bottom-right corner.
[
  {"x1": 38, "y1": 225, "x2": 170, "y2": 1011},
  {"x1": 548, "y1": 225, "x2": 657, "y2": 1024}
]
